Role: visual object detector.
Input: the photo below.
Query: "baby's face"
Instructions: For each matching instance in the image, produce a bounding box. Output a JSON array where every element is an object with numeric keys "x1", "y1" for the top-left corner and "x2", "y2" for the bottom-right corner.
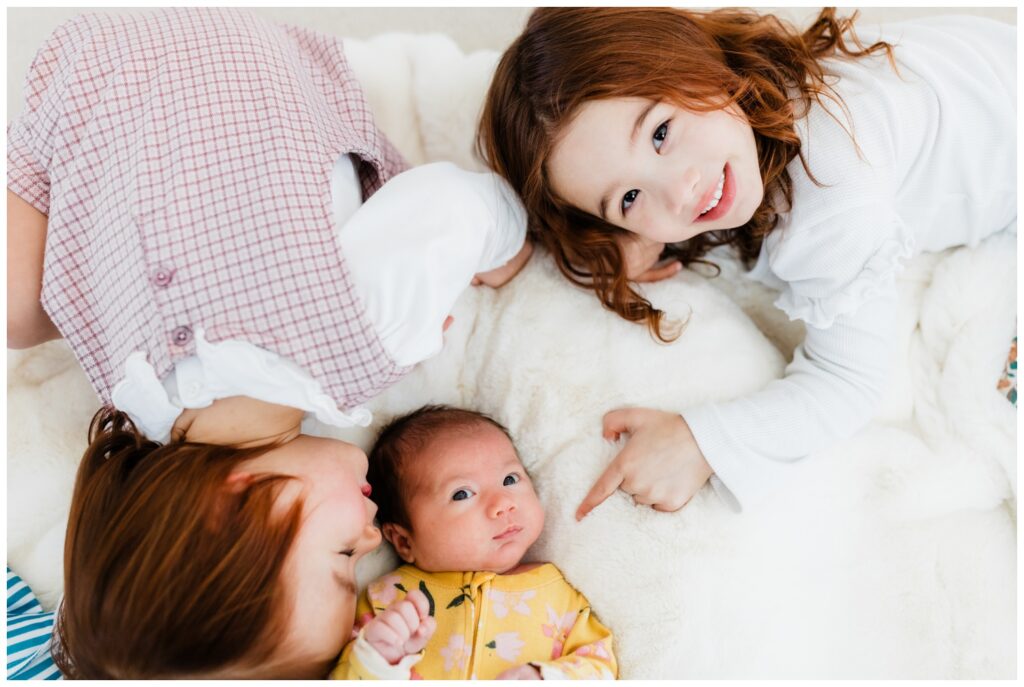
[{"x1": 398, "y1": 424, "x2": 545, "y2": 573}]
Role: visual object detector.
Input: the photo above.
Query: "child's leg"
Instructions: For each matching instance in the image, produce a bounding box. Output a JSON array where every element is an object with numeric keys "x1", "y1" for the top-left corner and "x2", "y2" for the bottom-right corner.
[{"x1": 7, "y1": 189, "x2": 60, "y2": 348}]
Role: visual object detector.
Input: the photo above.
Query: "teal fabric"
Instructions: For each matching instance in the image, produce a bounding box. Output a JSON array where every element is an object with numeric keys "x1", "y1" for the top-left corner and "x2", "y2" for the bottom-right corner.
[{"x1": 7, "y1": 568, "x2": 61, "y2": 680}]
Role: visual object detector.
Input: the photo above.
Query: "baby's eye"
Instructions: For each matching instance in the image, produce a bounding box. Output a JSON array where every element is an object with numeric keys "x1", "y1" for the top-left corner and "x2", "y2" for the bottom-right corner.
[
  {"x1": 653, "y1": 120, "x2": 670, "y2": 151},
  {"x1": 452, "y1": 488, "x2": 476, "y2": 501},
  {"x1": 337, "y1": 549, "x2": 356, "y2": 557},
  {"x1": 621, "y1": 189, "x2": 639, "y2": 214},
  {"x1": 503, "y1": 473, "x2": 520, "y2": 486}
]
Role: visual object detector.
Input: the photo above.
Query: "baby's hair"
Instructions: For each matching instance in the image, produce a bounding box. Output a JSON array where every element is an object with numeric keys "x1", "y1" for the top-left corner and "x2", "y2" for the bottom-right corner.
[
  {"x1": 478, "y1": 7, "x2": 895, "y2": 342},
  {"x1": 53, "y1": 406, "x2": 304, "y2": 679},
  {"x1": 368, "y1": 405, "x2": 513, "y2": 530}
]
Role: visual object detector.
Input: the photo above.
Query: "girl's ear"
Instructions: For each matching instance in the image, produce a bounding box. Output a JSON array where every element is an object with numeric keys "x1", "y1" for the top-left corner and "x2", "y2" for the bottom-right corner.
[{"x1": 381, "y1": 523, "x2": 415, "y2": 563}]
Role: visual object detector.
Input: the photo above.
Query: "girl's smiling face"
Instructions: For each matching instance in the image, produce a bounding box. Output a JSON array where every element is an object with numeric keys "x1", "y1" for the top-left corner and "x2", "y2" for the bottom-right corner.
[{"x1": 547, "y1": 97, "x2": 764, "y2": 244}]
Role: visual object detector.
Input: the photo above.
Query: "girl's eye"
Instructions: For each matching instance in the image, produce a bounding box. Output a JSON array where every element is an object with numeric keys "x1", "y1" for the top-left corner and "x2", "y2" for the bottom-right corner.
[
  {"x1": 503, "y1": 473, "x2": 520, "y2": 486},
  {"x1": 621, "y1": 189, "x2": 639, "y2": 214},
  {"x1": 452, "y1": 488, "x2": 475, "y2": 501},
  {"x1": 338, "y1": 549, "x2": 356, "y2": 557},
  {"x1": 653, "y1": 120, "x2": 670, "y2": 151}
]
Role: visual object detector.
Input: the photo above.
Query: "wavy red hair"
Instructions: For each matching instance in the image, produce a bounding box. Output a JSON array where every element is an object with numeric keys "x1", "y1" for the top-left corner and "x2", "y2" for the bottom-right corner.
[
  {"x1": 52, "y1": 407, "x2": 305, "y2": 678},
  {"x1": 478, "y1": 7, "x2": 894, "y2": 341}
]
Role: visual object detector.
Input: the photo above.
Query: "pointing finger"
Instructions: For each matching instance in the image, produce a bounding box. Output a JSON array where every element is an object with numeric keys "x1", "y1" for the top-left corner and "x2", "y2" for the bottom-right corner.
[{"x1": 576, "y1": 459, "x2": 625, "y2": 521}]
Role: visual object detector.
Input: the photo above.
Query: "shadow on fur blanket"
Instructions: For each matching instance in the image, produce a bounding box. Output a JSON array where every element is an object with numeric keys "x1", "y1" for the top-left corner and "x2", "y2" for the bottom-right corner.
[{"x1": 6, "y1": 32, "x2": 1015, "y2": 679}]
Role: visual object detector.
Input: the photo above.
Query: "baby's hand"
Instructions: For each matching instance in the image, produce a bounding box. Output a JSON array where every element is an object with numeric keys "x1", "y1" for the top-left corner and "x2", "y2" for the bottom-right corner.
[
  {"x1": 362, "y1": 589, "x2": 437, "y2": 665},
  {"x1": 496, "y1": 664, "x2": 542, "y2": 680}
]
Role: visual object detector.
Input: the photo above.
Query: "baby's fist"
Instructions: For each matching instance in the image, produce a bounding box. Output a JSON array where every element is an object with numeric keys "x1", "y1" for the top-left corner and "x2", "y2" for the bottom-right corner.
[
  {"x1": 363, "y1": 589, "x2": 437, "y2": 665},
  {"x1": 496, "y1": 664, "x2": 542, "y2": 680}
]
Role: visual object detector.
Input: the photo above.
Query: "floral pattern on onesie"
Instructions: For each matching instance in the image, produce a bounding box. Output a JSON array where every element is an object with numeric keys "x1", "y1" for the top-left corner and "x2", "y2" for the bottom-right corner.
[{"x1": 332, "y1": 563, "x2": 617, "y2": 680}]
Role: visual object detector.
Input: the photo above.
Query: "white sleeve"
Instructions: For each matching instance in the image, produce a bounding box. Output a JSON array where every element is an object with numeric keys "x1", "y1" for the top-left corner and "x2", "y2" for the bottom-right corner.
[
  {"x1": 350, "y1": 627, "x2": 424, "y2": 679},
  {"x1": 337, "y1": 161, "x2": 527, "y2": 367},
  {"x1": 683, "y1": 289, "x2": 899, "y2": 510}
]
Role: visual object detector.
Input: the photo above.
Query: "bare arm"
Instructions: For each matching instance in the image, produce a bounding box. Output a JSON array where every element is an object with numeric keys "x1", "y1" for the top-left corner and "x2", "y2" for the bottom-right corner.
[
  {"x1": 7, "y1": 189, "x2": 60, "y2": 348},
  {"x1": 171, "y1": 397, "x2": 306, "y2": 447}
]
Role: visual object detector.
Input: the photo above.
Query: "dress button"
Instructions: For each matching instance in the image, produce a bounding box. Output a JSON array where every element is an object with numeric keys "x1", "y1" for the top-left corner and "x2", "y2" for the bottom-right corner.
[
  {"x1": 151, "y1": 267, "x2": 174, "y2": 287},
  {"x1": 171, "y1": 326, "x2": 193, "y2": 346}
]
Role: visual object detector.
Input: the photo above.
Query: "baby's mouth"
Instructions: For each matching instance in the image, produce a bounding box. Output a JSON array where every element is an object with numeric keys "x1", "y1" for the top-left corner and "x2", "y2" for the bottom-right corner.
[{"x1": 493, "y1": 525, "x2": 523, "y2": 540}]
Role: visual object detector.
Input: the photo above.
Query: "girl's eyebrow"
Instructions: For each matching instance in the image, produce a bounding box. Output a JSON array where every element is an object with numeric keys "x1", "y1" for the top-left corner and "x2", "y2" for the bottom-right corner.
[
  {"x1": 630, "y1": 100, "x2": 659, "y2": 144},
  {"x1": 600, "y1": 100, "x2": 659, "y2": 220}
]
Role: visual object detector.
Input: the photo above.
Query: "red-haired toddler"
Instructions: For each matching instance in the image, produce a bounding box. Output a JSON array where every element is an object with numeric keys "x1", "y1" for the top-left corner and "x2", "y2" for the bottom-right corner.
[{"x1": 480, "y1": 8, "x2": 1015, "y2": 514}]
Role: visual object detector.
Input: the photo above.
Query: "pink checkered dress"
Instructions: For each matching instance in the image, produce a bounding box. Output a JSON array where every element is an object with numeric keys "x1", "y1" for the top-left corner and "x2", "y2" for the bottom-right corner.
[{"x1": 7, "y1": 8, "x2": 413, "y2": 409}]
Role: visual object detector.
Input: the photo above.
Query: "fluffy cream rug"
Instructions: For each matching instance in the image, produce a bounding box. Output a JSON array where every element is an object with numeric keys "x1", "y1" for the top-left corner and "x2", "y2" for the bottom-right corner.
[{"x1": 7, "y1": 33, "x2": 1016, "y2": 678}]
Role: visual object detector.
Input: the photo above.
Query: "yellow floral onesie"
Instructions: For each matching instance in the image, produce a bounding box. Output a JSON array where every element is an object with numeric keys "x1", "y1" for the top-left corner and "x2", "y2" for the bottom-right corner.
[{"x1": 331, "y1": 563, "x2": 617, "y2": 680}]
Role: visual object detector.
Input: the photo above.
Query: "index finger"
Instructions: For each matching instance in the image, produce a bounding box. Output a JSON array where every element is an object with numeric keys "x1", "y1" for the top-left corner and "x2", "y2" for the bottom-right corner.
[{"x1": 576, "y1": 460, "x2": 625, "y2": 521}]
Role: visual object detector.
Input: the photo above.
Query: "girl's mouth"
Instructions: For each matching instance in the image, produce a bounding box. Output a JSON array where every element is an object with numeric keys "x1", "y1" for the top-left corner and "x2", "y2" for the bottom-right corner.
[{"x1": 693, "y1": 163, "x2": 735, "y2": 223}]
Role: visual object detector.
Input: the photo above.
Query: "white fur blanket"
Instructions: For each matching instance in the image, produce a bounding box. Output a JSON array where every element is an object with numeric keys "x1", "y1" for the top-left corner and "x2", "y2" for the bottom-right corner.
[{"x1": 7, "y1": 34, "x2": 1016, "y2": 678}]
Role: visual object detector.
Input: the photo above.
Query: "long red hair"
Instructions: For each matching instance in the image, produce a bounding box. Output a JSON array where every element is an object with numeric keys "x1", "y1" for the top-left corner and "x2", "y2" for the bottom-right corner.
[
  {"x1": 478, "y1": 7, "x2": 894, "y2": 341},
  {"x1": 52, "y1": 407, "x2": 304, "y2": 678}
]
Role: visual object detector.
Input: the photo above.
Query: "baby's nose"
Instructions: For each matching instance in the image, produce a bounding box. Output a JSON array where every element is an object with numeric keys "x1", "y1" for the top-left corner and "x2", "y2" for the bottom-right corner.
[{"x1": 492, "y1": 496, "x2": 516, "y2": 517}]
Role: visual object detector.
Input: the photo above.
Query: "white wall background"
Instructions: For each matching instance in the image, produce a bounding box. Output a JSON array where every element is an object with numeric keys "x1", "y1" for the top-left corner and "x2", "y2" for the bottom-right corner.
[{"x1": 7, "y1": 6, "x2": 1016, "y2": 119}]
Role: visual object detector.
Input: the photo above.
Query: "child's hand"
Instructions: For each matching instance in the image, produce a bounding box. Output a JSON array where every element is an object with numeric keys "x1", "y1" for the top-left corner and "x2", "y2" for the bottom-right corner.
[
  {"x1": 576, "y1": 408, "x2": 712, "y2": 519},
  {"x1": 362, "y1": 589, "x2": 437, "y2": 665},
  {"x1": 496, "y1": 664, "x2": 542, "y2": 679},
  {"x1": 473, "y1": 240, "x2": 533, "y2": 287},
  {"x1": 619, "y1": 234, "x2": 681, "y2": 283}
]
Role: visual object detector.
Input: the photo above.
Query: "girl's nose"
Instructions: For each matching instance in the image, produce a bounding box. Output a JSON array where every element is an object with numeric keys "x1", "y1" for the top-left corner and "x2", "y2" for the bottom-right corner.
[
  {"x1": 660, "y1": 167, "x2": 701, "y2": 217},
  {"x1": 363, "y1": 522, "x2": 383, "y2": 550}
]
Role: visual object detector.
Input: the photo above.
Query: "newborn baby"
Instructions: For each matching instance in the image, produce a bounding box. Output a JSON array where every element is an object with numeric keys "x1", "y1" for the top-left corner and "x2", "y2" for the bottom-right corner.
[{"x1": 332, "y1": 405, "x2": 618, "y2": 680}]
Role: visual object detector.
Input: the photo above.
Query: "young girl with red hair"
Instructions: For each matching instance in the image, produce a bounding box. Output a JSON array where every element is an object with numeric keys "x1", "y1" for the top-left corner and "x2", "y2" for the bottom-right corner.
[{"x1": 478, "y1": 8, "x2": 1015, "y2": 514}]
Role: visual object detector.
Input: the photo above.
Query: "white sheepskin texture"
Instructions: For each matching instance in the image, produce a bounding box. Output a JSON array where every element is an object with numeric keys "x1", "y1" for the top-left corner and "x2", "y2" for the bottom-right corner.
[{"x1": 6, "y1": 33, "x2": 1016, "y2": 679}]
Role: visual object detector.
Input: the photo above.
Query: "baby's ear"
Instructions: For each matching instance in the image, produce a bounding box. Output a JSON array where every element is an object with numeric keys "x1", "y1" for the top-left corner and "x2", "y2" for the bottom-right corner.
[{"x1": 381, "y1": 523, "x2": 415, "y2": 563}]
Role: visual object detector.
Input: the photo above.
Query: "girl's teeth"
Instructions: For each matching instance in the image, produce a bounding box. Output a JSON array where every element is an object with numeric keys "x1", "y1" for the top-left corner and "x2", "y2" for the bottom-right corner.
[{"x1": 700, "y1": 172, "x2": 726, "y2": 215}]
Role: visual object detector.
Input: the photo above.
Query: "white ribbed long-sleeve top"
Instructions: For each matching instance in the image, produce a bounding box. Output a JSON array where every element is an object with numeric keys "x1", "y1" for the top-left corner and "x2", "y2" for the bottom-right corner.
[{"x1": 685, "y1": 16, "x2": 1016, "y2": 509}]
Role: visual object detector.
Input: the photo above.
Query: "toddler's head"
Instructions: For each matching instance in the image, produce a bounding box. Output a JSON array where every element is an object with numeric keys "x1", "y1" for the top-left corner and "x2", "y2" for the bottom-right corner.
[
  {"x1": 478, "y1": 7, "x2": 883, "y2": 340},
  {"x1": 368, "y1": 405, "x2": 545, "y2": 573}
]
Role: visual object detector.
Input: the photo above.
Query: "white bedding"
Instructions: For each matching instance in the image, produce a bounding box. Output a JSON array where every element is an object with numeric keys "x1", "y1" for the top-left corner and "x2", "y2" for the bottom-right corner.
[{"x1": 6, "y1": 33, "x2": 1016, "y2": 678}]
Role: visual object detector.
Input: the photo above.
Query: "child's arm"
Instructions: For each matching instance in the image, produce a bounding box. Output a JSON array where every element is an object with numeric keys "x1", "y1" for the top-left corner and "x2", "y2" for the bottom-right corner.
[
  {"x1": 7, "y1": 189, "x2": 60, "y2": 349},
  {"x1": 331, "y1": 588, "x2": 436, "y2": 680},
  {"x1": 8, "y1": 19, "x2": 76, "y2": 350},
  {"x1": 498, "y1": 597, "x2": 618, "y2": 680},
  {"x1": 473, "y1": 239, "x2": 533, "y2": 287}
]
